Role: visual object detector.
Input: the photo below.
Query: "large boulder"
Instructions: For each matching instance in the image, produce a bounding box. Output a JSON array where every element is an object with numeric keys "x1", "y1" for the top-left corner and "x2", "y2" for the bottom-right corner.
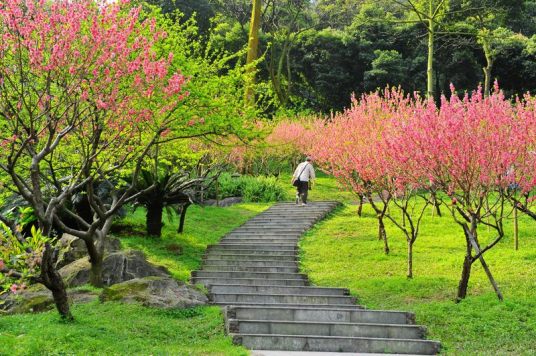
[
  {"x1": 59, "y1": 250, "x2": 169, "y2": 287},
  {"x1": 56, "y1": 234, "x2": 122, "y2": 269},
  {"x1": 100, "y1": 276, "x2": 207, "y2": 308}
]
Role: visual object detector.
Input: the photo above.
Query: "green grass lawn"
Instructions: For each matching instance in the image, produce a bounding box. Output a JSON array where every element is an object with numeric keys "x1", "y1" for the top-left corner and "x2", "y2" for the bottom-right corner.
[
  {"x1": 0, "y1": 303, "x2": 247, "y2": 355},
  {"x1": 299, "y1": 202, "x2": 536, "y2": 354},
  {"x1": 0, "y1": 203, "x2": 268, "y2": 355}
]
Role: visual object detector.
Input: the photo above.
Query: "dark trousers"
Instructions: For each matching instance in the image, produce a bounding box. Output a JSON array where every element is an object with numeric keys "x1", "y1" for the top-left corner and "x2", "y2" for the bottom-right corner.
[{"x1": 297, "y1": 181, "x2": 309, "y2": 204}]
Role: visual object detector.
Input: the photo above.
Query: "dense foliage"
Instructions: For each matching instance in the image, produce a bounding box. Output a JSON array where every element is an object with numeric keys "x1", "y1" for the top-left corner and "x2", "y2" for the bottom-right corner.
[{"x1": 168, "y1": 0, "x2": 536, "y2": 114}]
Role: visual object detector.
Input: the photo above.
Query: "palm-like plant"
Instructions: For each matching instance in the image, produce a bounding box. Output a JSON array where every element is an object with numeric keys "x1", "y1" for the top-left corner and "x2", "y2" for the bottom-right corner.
[{"x1": 132, "y1": 165, "x2": 217, "y2": 237}]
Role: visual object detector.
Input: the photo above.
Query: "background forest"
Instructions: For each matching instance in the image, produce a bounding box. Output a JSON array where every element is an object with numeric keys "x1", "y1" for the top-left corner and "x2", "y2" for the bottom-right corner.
[{"x1": 158, "y1": 0, "x2": 536, "y2": 114}]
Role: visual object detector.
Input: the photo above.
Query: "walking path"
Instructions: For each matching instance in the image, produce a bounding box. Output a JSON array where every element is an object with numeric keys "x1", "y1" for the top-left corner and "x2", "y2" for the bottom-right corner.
[{"x1": 191, "y1": 202, "x2": 440, "y2": 354}]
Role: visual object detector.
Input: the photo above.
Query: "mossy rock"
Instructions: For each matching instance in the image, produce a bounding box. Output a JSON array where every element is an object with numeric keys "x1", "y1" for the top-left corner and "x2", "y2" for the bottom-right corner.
[
  {"x1": 59, "y1": 250, "x2": 169, "y2": 288},
  {"x1": 100, "y1": 277, "x2": 208, "y2": 309},
  {"x1": 1, "y1": 287, "x2": 99, "y2": 315},
  {"x1": 7, "y1": 292, "x2": 55, "y2": 314}
]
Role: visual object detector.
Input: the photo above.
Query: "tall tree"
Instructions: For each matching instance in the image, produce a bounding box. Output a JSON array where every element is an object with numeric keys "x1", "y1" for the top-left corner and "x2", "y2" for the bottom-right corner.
[
  {"x1": 391, "y1": 0, "x2": 452, "y2": 99},
  {"x1": 0, "y1": 0, "x2": 189, "y2": 304},
  {"x1": 245, "y1": 0, "x2": 262, "y2": 105}
]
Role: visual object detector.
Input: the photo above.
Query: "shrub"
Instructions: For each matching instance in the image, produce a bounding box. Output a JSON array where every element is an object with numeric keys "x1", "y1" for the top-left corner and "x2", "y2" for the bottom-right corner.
[{"x1": 210, "y1": 173, "x2": 288, "y2": 202}]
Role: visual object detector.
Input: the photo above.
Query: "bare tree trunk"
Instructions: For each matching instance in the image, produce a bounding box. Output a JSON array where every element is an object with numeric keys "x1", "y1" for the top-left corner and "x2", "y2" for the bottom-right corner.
[
  {"x1": 41, "y1": 243, "x2": 73, "y2": 320},
  {"x1": 177, "y1": 203, "x2": 191, "y2": 234},
  {"x1": 378, "y1": 217, "x2": 389, "y2": 255},
  {"x1": 456, "y1": 253, "x2": 473, "y2": 302},
  {"x1": 369, "y1": 194, "x2": 390, "y2": 255},
  {"x1": 431, "y1": 191, "x2": 442, "y2": 217},
  {"x1": 514, "y1": 206, "x2": 519, "y2": 251},
  {"x1": 85, "y1": 237, "x2": 104, "y2": 288},
  {"x1": 426, "y1": 16, "x2": 435, "y2": 99},
  {"x1": 146, "y1": 200, "x2": 164, "y2": 237},
  {"x1": 357, "y1": 194, "x2": 364, "y2": 217},
  {"x1": 245, "y1": 0, "x2": 262, "y2": 105},
  {"x1": 467, "y1": 232, "x2": 504, "y2": 301},
  {"x1": 481, "y1": 35, "x2": 493, "y2": 97},
  {"x1": 407, "y1": 239, "x2": 413, "y2": 279}
]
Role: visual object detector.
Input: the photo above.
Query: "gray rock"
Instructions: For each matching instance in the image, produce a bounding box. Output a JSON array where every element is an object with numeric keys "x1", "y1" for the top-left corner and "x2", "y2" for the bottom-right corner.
[
  {"x1": 100, "y1": 276, "x2": 208, "y2": 308},
  {"x1": 204, "y1": 197, "x2": 243, "y2": 207},
  {"x1": 0, "y1": 286, "x2": 98, "y2": 315},
  {"x1": 59, "y1": 250, "x2": 169, "y2": 287},
  {"x1": 56, "y1": 234, "x2": 122, "y2": 269}
]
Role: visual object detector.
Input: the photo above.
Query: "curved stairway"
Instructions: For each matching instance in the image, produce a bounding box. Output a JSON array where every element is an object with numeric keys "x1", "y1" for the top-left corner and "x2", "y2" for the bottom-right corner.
[{"x1": 191, "y1": 202, "x2": 441, "y2": 354}]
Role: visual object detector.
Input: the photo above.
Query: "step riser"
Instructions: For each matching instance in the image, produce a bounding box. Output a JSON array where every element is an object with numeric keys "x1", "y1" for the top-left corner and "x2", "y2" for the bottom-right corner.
[
  {"x1": 220, "y1": 239, "x2": 300, "y2": 244},
  {"x1": 225, "y1": 234, "x2": 302, "y2": 237},
  {"x1": 218, "y1": 303, "x2": 363, "y2": 309},
  {"x1": 233, "y1": 228, "x2": 306, "y2": 232},
  {"x1": 240, "y1": 223, "x2": 313, "y2": 227},
  {"x1": 229, "y1": 321, "x2": 426, "y2": 339},
  {"x1": 226, "y1": 307, "x2": 415, "y2": 325},
  {"x1": 206, "y1": 249, "x2": 298, "y2": 256},
  {"x1": 211, "y1": 286, "x2": 348, "y2": 296},
  {"x1": 205, "y1": 250, "x2": 297, "y2": 261},
  {"x1": 232, "y1": 335, "x2": 440, "y2": 354},
  {"x1": 203, "y1": 266, "x2": 298, "y2": 273},
  {"x1": 222, "y1": 237, "x2": 300, "y2": 241},
  {"x1": 211, "y1": 294, "x2": 357, "y2": 305},
  {"x1": 203, "y1": 255, "x2": 297, "y2": 262},
  {"x1": 203, "y1": 260, "x2": 297, "y2": 267},
  {"x1": 191, "y1": 278, "x2": 308, "y2": 287},
  {"x1": 192, "y1": 271, "x2": 306, "y2": 279},
  {"x1": 209, "y1": 245, "x2": 298, "y2": 251}
]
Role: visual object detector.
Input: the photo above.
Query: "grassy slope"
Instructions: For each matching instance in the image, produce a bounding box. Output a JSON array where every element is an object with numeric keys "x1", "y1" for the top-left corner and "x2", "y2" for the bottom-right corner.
[
  {"x1": 299, "y1": 201, "x2": 536, "y2": 354},
  {"x1": 0, "y1": 203, "x2": 268, "y2": 355},
  {"x1": 118, "y1": 204, "x2": 269, "y2": 281}
]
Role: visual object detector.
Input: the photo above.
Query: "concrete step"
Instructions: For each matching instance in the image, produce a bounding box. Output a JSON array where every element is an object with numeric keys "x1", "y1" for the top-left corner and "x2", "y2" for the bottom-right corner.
[
  {"x1": 216, "y1": 303, "x2": 364, "y2": 309},
  {"x1": 205, "y1": 249, "x2": 297, "y2": 261},
  {"x1": 213, "y1": 293, "x2": 357, "y2": 305},
  {"x1": 191, "y1": 278, "x2": 308, "y2": 287},
  {"x1": 206, "y1": 248, "x2": 298, "y2": 256},
  {"x1": 210, "y1": 285, "x2": 349, "y2": 296},
  {"x1": 203, "y1": 265, "x2": 298, "y2": 273},
  {"x1": 240, "y1": 222, "x2": 313, "y2": 227},
  {"x1": 222, "y1": 236, "x2": 300, "y2": 241},
  {"x1": 213, "y1": 244, "x2": 298, "y2": 251},
  {"x1": 225, "y1": 306, "x2": 415, "y2": 325},
  {"x1": 192, "y1": 271, "x2": 307, "y2": 280},
  {"x1": 210, "y1": 293, "x2": 357, "y2": 305},
  {"x1": 231, "y1": 334, "x2": 441, "y2": 354},
  {"x1": 249, "y1": 215, "x2": 325, "y2": 219},
  {"x1": 220, "y1": 238, "x2": 300, "y2": 244},
  {"x1": 203, "y1": 254, "x2": 298, "y2": 262},
  {"x1": 223, "y1": 233, "x2": 301, "y2": 238},
  {"x1": 228, "y1": 320, "x2": 426, "y2": 339},
  {"x1": 226, "y1": 232, "x2": 302, "y2": 237},
  {"x1": 203, "y1": 260, "x2": 297, "y2": 267},
  {"x1": 245, "y1": 219, "x2": 315, "y2": 223},
  {"x1": 233, "y1": 227, "x2": 306, "y2": 232}
]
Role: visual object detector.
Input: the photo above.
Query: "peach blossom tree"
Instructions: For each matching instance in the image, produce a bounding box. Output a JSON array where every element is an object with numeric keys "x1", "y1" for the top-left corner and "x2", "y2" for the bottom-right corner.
[{"x1": 0, "y1": 0, "x2": 190, "y2": 318}]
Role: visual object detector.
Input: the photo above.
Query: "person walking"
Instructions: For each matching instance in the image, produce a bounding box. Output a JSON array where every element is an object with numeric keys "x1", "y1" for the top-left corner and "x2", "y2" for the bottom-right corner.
[{"x1": 291, "y1": 156, "x2": 315, "y2": 206}]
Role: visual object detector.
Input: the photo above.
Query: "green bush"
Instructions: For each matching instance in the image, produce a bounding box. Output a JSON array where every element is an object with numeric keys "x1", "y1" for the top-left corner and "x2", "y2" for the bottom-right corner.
[{"x1": 211, "y1": 173, "x2": 288, "y2": 202}]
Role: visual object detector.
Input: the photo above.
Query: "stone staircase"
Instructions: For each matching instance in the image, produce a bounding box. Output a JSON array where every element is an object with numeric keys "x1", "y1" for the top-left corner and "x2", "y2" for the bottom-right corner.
[{"x1": 191, "y1": 202, "x2": 441, "y2": 354}]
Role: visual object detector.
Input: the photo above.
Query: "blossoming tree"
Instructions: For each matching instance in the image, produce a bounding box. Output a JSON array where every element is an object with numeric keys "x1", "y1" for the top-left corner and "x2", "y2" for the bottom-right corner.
[
  {"x1": 0, "y1": 0, "x2": 190, "y2": 318},
  {"x1": 399, "y1": 85, "x2": 534, "y2": 300}
]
